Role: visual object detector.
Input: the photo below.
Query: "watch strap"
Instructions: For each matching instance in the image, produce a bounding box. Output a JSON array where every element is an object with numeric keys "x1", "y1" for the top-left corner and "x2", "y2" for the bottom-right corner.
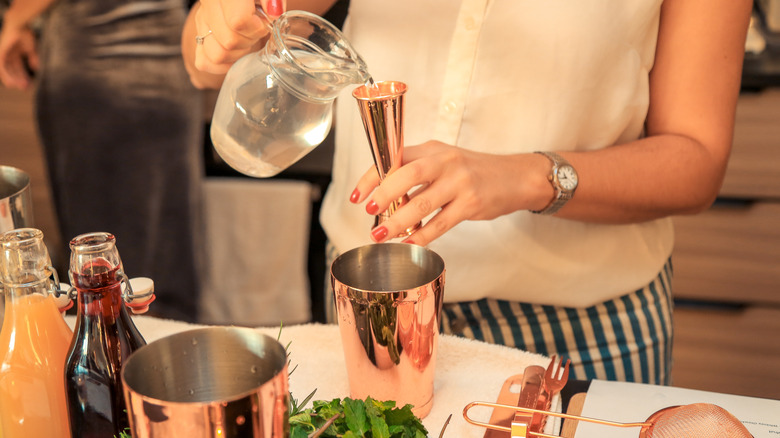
[{"x1": 531, "y1": 151, "x2": 575, "y2": 215}]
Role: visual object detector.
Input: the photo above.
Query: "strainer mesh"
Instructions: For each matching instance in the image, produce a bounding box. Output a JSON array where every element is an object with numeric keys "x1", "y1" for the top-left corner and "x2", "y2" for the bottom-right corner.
[{"x1": 645, "y1": 403, "x2": 752, "y2": 438}]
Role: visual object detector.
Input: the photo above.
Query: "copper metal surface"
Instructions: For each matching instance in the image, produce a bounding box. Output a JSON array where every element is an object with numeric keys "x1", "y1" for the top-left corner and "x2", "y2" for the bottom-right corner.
[
  {"x1": 331, "y1": 243, "x2": 445, "y2": 418},
  {"x1": 536, "y1": 356, "x2": 570, "y2": 433},
  {"x1": 463, "y1": 401, "x2": 753, "y2": 438},
  {"x1": 0, "y1": 165, "x2": 34, "y2": 234},
  {"x1": 122, "y1": 327, "x2": 290, "y2": 437},
  {"x1": 484, "y1": 374, "x2": 524, "y2": 437},
  {"x1": 353, "y1": 81, "x2": 421, "y2": 236},
  {"x1": 511, "y1": 366, "x2": 545, "y2": 437}
]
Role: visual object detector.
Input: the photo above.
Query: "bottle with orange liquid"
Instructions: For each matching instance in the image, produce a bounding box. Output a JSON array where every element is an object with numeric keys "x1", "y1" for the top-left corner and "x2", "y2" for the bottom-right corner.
[
  {"x1": 0, "y1": 228, "x2": 73, "y2": 437},
  {"x1": 64, "y1": 232, "x2": 148, "y2": 438}
]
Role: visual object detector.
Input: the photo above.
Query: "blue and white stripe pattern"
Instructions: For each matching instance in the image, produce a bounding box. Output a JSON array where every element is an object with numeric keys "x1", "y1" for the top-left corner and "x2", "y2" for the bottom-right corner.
[{"x1": 441, "y1": 259, "x2": 674, "y2": 385}]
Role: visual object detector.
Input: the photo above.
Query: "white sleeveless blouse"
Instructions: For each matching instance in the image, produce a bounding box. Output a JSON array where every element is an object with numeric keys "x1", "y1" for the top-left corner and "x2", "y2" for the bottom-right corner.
[{"x1": 320, "y1": 0, "x2": 673, "y2": 307}]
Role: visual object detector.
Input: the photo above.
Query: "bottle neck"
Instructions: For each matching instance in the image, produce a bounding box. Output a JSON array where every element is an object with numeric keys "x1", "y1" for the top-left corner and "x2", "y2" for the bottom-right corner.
[
  {"x1": 1, "y1": 279, "x2": 60, "y2": 328},
  {"x1": 75, "y1": 282, "x2": 126, "y2": 320},
  {"x1": 3, "y1": 278, "x2": 51, "y2": 302}
]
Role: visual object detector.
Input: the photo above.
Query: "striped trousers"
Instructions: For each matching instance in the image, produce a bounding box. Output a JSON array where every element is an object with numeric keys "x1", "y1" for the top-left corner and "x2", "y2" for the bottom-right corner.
[
  {"x1": 325, "y1": 243, "x2": 673, "y2": 385},
  {"x1": 441, "y1": 259, "x2": 674, "y2": 385}
]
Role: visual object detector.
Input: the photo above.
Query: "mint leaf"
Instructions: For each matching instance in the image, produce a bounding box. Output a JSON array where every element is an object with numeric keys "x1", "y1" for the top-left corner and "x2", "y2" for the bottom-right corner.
[
  {"x1": 288, "y1": 396, "x2": 427, "y2": 438},
  {"x1": 369, "y1": 410, "x2": 391, "y2": 438},
  {"x1": 343, "y1": 398, "x2": 369, "y2": 436},
  {"x1": 384, "y1": 404, "x2": 416, "y2": 426},
  {"x1": 289, "y1": 426, "x2": 309, "y2": 438}
]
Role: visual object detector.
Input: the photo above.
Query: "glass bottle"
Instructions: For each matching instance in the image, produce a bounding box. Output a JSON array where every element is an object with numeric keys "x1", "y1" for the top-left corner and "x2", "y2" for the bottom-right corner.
[
  {"x1": 0, "y1": 228, "x2": 73, "y2": 437},
  {"x1": 64, "y1": 232, "x2": 146, "y2": 437}
]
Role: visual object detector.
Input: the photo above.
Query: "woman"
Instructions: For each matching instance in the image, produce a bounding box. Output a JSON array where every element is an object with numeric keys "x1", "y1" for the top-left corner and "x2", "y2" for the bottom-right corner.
[
  {"x1": 0, "y1": 0, "x2": 205, "y2": 322},
  {"x1": 183, "y1": 0, "x2": 751, "y2": 384}
]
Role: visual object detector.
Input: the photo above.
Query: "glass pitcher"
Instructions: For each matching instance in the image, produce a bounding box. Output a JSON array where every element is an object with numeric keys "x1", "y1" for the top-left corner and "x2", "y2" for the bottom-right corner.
[{"x1": 210, "y1": 9, "x2": 371, "y2": 178}]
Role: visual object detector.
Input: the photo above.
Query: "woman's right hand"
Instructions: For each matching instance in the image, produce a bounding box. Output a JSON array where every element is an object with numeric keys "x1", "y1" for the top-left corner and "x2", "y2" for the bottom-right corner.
[{"x1": 184, "y1": 0, "x2": 285, "y2": 88}]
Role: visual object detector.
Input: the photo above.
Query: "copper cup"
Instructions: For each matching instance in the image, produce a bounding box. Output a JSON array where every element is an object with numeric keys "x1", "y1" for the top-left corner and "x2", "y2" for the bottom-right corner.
[
  {"x1": 353, "y1": 81, "x2": 421, "y2": 236},
  {"x1": 331, "y1": 243, "x2": 445, "y2": 418},
  {"x1": 121, "y1": 327, "x2": 289, "y2": 438}
]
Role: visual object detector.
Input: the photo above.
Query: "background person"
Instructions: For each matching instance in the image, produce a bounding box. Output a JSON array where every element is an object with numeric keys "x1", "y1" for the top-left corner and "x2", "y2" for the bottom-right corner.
[{"x1": 0, "y1": 0, "x2": 205, "y2": 322}]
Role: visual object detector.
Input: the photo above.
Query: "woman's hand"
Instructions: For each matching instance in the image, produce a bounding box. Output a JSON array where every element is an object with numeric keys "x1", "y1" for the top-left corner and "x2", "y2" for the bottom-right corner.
[
  {"x1": 0, "y1": 22, "x2": 39, "y2": 90},
  {"x1": 194, "y1": 0, "x2": 284, "y2": 74},
  {"x1": 183, "y1": 0, "x2": 285, "y2": 88},
  {"x1": 350, "y1": 141, "x2": 553, "y2": 246}
]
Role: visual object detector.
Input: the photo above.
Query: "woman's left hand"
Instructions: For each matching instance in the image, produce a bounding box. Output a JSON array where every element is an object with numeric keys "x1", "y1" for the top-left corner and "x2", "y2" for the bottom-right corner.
[{"x1": 350, "y1": 141, "x2": 552, "y2": 246}]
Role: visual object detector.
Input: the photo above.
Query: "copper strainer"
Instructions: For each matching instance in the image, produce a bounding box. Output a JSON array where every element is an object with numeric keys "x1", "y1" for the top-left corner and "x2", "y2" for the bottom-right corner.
[{"x1": 463, "y1": 401, "x2": 754, "y2": 438}]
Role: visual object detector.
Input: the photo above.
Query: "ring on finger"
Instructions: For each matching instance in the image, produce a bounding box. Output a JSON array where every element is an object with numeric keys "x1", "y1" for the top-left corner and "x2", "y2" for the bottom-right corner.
[{"x1": 195, "y1": 29, "x2": 213, "y2": 46}]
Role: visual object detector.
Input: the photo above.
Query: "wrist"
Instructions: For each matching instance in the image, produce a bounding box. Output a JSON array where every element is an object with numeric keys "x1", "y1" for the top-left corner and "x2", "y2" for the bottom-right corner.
[
  {"x1": 525, "y1": 153, "x2": 557, "y2": 212},
  {"x1": 530, "y1": 151, "x2": 579, "y2": 215},
  {"x1": 2, "y1": 8, "x2": 32, "y2": 33}
]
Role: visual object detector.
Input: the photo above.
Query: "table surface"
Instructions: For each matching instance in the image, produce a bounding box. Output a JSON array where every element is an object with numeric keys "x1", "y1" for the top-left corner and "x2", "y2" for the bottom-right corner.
[{"x1": 67, "y1": 315, "x2": 551, "y2": 437}]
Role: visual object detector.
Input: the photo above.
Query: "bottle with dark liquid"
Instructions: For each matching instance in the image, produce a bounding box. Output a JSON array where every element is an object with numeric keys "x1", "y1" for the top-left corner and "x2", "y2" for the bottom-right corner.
[{"x1": 64, "y1": 232, "x2": 146, "y2": 437}]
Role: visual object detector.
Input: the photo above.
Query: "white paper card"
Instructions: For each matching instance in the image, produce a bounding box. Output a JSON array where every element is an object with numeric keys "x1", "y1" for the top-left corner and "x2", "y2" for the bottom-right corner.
[{"x1": 574, "y1": 380, "x2": 780, "y2": 437}]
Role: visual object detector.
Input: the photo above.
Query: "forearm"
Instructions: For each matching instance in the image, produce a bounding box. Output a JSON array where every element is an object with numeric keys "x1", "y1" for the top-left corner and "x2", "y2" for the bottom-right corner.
[
  {"x1": 554, "y1": 0, "x2": 750, "y2": 224},
  {"x1": 553, "y1": 134, "x2": 730, "y2": 224},
  {"x1": 2, "y1": 0, "x2": 57, "y2": 30}
]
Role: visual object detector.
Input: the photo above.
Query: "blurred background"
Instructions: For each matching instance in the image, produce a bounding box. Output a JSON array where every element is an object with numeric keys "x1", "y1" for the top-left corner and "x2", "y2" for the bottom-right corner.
[{"x1": 1, "y1": 0, "x2": 778, "y2": 400}]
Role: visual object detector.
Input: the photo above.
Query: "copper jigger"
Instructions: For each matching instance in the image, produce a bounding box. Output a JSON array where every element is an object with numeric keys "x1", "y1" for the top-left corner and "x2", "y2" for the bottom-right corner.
[
  {"x1": 121, "y1": 327, "x2": 290, "y2": 438},
  {"x1": 331, "y1": 243, "x2": 445, "y2": 418},
  {"x1": 353, "y1": 81, "x2": 421, "y2": 237}
]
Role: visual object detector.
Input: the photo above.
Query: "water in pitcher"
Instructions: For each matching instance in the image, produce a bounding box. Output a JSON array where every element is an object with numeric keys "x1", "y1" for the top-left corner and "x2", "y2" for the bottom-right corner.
[{"x1": 210, "y1": 49, "x2": 373, "y2": 178}]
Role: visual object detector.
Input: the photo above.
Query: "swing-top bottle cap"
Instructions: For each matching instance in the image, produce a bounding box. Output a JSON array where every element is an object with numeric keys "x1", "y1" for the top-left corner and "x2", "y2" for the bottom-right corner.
[{"x1": 126, "y1": 277, "x2": 155, "y2": 314}]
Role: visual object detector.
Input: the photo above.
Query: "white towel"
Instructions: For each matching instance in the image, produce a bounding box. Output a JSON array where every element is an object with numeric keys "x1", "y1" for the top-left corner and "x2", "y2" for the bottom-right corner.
[
  {"x1": 200, "y1": 178, "x2": 313, "y2": 326},
  {"x1": 108, "y1": 316, "x2": 554, "y2": 437}
]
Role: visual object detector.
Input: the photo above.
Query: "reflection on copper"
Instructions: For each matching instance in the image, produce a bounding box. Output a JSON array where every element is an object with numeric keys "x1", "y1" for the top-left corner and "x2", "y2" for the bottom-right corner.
[
  {"x1": 353, "y1": 81, "x2": 421, "y2": 236},
  {"x1": 331, "y1": 243, "x2": 445, "y2": 418},
  {"x1": 122, "y1": 327, "x2": 290, "y2": 437}
]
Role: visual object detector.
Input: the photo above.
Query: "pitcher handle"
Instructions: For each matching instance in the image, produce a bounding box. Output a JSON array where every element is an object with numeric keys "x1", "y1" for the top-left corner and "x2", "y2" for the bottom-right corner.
[{"x1": 255, "y1": 3, "x2": 275, "y2": 33}]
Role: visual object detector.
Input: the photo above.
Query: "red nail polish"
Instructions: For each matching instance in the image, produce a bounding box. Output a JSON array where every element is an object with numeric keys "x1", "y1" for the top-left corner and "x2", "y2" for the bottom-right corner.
[
  {"x1": 267, "y1": 0, "x2": 283, "y2": 16},
  {"x1": 403, "y1": 239, "x2": 415, "y2": 245},
  {"x1": 350, "y1": 189, "x2": 360, "y2": 203},
  {"x1": 371, "y1": 226, "x2": 388, "y2": 242},
  {"x1": 366, "y1": 200, "x2": 379, "y2": 215}
]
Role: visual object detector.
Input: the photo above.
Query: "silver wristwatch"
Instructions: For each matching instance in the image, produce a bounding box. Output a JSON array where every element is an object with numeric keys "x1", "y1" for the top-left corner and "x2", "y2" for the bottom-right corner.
[{"x1": 531, "y1": 151, "x2": 579, "y2": 215}]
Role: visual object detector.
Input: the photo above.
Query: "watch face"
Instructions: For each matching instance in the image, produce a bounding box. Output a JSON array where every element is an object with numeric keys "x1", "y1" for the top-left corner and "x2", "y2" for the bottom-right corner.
[{"x1": 557, "y1": 165, "x2": 578, "y2": 191}]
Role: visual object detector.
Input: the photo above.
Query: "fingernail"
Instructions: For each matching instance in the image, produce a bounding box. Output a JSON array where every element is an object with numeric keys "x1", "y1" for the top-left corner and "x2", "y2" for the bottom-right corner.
[
  {"x1": 267, "y1": 0, "x2": 283, "y2": 16},
  {"x1": 366, "y1": 200, "x2": 379, "y2": 215},
  {"x1": 350, "y1": 189, "x2": 360, "y2": 203},
  {"x1": 402, "y1": 239, "x2": 415, "y2": 245},
  {"x1": 371, "y1": 226, "x2": 388, "y2": 242}
]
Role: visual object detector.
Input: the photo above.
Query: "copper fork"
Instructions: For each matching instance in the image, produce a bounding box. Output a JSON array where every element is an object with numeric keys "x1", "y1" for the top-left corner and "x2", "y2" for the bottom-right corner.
[{"x1": 535, "y1": 355, "x2": 571, "y2": 433}]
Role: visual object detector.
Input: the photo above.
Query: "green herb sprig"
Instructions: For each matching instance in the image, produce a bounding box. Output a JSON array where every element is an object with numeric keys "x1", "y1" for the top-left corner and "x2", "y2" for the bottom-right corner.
[{"x1": 289, "y1": 396, "x2": 427, "y2": 438}]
